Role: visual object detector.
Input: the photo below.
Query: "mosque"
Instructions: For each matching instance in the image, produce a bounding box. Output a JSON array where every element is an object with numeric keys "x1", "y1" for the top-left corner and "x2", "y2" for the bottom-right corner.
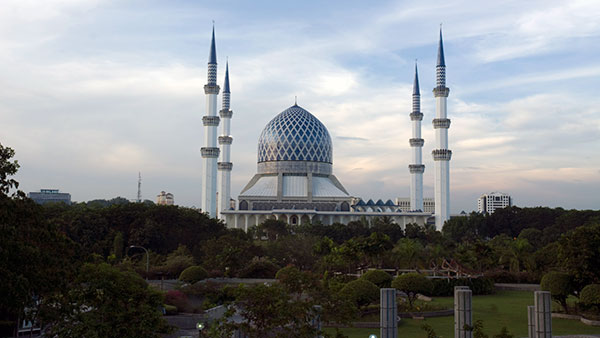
[{"x1": 199, "y1": 27, "x2": 452, "y2": 231}]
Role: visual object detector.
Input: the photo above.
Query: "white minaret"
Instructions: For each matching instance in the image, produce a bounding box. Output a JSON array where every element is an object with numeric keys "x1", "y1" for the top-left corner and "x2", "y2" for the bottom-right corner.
[
  {"x1": 200, "y1": 26, "x2": 220, "y2": 217},
  {"x1": 432, "y1": 28, "x2": 452, "y2": 230},
  {"x1": 409, "y1": 62, "x2": 424, "y2": 211},
  {"x1": 218, "y1": 62, "x2": 233, "y2": 219}
]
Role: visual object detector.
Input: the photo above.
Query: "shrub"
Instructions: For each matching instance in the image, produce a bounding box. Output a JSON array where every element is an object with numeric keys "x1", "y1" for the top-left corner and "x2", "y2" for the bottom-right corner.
[
  {"x1": 179, "y1": 265, "x2": 208, "y2": 284},
  {"x1": 339, "y1": 279, "x2": 379, "y2": 309},
  {"x1": 360, "y1": 270, "x2": 393, "y2": 288},
  {"x1": 165, "y1": 290, "x2": 191, "y2": 313},
  {"x1": 540, "y1": 271, "x2": 574, "y2": 313},
  {"x1": 238, "y1": 257, "x2": 280, "y2": 278},
  {"x1": 392, "y1": 273, "x2": 433, "y2": 308},
  {"x1": 580, "y1": 284, "x2": 600, "y2": 308}
]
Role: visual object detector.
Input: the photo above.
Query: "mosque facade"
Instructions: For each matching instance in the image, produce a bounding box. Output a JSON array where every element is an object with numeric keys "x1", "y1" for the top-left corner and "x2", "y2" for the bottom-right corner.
[{"x1": 200, "y1": 27, "x2": 451, "y2": 231}]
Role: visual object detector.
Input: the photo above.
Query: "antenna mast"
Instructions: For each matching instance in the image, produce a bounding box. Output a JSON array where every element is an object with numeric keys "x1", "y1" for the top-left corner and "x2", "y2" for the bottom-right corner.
[{"x1": 137, "y1": 172, "x2": 142, "y2": 203}]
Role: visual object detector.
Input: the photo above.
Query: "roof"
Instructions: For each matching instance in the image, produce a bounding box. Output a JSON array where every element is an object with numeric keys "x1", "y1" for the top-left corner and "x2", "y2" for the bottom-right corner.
[
  {"x1": 240, "y1": 175, "x2": 349, "y2": 198},
  {"x1": 209, "y1": 26, "x2": 217, "y2": 65},
  {"x1": 437, "y1": 28, "x2": 445, "y2": 67}
]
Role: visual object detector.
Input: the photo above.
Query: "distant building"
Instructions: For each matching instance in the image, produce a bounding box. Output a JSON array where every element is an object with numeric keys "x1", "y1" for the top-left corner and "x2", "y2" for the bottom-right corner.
[
  {"x1": 156, "y1": 191, "x2": 174, "y2": 205},
  {"x1": 477, "y1": 192, "x2": 512, "y2": 214},
  {"x1": 28, "y1": 189, "x2": 71, "y2": 205},
  {"x1": 396, "y1": 197, "x2": 435, "y2": 213}
]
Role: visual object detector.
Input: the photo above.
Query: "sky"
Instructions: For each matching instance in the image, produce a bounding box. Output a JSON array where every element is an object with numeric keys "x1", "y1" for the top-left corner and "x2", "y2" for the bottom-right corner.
[{"x1": 1, "y1": 0, "x2": 599, "y2": 213}]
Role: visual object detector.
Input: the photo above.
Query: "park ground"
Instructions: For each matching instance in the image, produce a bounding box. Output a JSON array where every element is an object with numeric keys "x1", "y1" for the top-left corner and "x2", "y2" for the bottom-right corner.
[{"x1": 324, "y1": 291, "x2": 600, "y2": 338}]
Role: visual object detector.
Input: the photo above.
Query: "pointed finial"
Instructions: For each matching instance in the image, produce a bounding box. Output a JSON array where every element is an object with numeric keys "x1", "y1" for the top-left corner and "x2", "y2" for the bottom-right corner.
[
  {"x1": 294, "y1": 96, "x2": 298, "y2": 106},
  {"x1": 208, "y1": 23, "x2": 217, "y2": 65},
  {"x1": 437, "y1": 25, "x2": 445, "y2": 67},
  {"x1": 223, "y1": 60, "x2": 230, "y2": 93},
  {"x1": 413, "y1": 60, "x2": 420, "y2": 95}
]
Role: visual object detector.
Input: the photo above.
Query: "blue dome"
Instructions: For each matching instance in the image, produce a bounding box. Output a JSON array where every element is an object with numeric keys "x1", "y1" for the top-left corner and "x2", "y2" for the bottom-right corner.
[{"x1": 258, "y1": 105, "x2": 332, "y2": 163}]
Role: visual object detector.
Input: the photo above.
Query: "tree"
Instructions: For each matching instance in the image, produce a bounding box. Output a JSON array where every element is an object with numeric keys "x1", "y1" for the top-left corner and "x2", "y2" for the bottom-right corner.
[
  {"x1": 179, "y1": 266, "x2": 208, "y2": 284},
  {"x1": 580, "y1": 284, "x2": 600, "y2": 311},
  {"x1": 557, "y1": 224, "x2": 600, "y2": 289},
  {"x1": 540, "y1": 271, "x2": 574, "y2": 313},
  {"x1": 0, "y1": 144, "x2": 78, "y2": 336},
  {"x1": 338, "y1": 279, "x2": 379, "y2": 309},
  {"x1": 0, "y1": 143, "x2": 20, "y2": 196},
  {"x1": 43, "y1": 263, "x2": 172, "y2": 337},
  {"x1": 391, "y1": 273, "x2": 433, "y2": 309},
  {"x1": 360, "y1": 269, "x2": 393, "y2": 288}
]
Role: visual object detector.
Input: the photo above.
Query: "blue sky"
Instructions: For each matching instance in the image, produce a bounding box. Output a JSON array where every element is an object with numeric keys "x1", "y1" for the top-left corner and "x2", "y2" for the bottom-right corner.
[{"x1": 2, "y1": 0, "x2": 599, "y2": 212}]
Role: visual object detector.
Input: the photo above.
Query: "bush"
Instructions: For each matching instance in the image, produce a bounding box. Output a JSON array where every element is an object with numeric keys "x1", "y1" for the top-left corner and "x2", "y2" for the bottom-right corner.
[
  {"x1": 339, "y1": 279, "x2": 379, "y2": 309},
  {"x1": 540, "y1": 272, "x2": 574, "y2": 313},
  {"x1": 165, "y1": 290, "x2": 191, "y2": 313},
  {"x1": 485, "y1": 270, "x2": 539, "y2": 284},
  {"x1": 238, "y1": 257, "x2": 280, "y2": 278},
  {"x1": 179, "y1": 265, "x2": 208, "y2": 284},
  {"x1": 580, "y1": 284, "x2": 600, "y2": 308},
  {"x1": 360, "y1": 270, "x2": 393, "y2": 288},
  {"x1": 392, "y1": 273, "x2": 433, "y2": 308}
]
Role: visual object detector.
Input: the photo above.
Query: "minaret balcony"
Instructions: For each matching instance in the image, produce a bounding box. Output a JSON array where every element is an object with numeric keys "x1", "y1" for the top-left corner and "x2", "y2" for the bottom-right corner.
[
  {"x1": 409, "y1": 138, "x2": 424, "y2": 147},
  {"x1": 432, "y1": 149, "x2": 452, "y2": 161},
  {"x1": 409, "y1": 164, "x2": 425, "y2": 173},
  {"x1": 433, "y1": 118, "x2": 451, "y2": 129},
  {"x1": 204, "y1": 84, "x2": 220, "y2": 95},
  {"x1": 201, "y1": 147, "x2": 220, "y2": 158},
  {"x1": 218, "y1": 162, "x2": 233, "y2": 171},
  {"x1": 219, "y1": 109, "x2": 233, "y2": 118},
  {"x1": 218, "y1": 136, "x2": 233, "y2": 145},
  {"x1": 202, "y1": 116, "x2": 220, "y2": 126},
  {"x1": 433, "y1": 86, "x2": 449, "y2": 97},
  {"x1": 410, "y1": 112, "x2": 423, "y2": 121}
]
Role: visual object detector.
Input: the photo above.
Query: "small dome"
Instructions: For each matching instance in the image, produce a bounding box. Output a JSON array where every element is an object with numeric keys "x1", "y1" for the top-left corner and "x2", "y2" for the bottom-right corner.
[{"x1": 258, "y1": 105, "x2": 332, "y2": 164}]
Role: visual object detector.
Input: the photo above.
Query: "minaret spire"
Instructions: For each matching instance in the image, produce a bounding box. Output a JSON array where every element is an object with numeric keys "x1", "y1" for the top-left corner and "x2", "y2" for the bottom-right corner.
[
  {"x1": 201, "y1": 24, "x2": 221, "y2": 218},
  {"x1": 432, "y1": 27, "x2": 452, "y2": 230},
  {"x1": 218, "y1": 61, "x2": 233, "y2": 220},
  {"x1": 409, "y1": 61, "x2": 424, "y2": 211}
]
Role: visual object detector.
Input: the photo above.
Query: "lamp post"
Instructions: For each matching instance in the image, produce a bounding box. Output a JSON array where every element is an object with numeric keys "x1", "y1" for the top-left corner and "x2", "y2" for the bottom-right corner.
[
  {"x1": 196, "y1": 321, "x2": 205, "y2": 337},
  {"x1": 127, "y1": 245, "x2": 149, "y2": 280}
]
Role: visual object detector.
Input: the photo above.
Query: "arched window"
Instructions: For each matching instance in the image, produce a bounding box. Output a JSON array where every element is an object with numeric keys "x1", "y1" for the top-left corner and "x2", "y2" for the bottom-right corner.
[
  {"x1": 291, "y1": 216, "x2": 298, "y2": 225},
  {"x1": 239, "y1": 200, "x2": 248, "y2": 210},
  {"x1": 340, "y1": 201, "x2": 350, "y2": 211}
]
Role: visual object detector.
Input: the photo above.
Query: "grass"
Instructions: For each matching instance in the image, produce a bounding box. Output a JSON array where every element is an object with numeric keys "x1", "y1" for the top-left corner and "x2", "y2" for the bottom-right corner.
[{"x1": 324, "y1": 291, "x2": 600, "y2": 338}]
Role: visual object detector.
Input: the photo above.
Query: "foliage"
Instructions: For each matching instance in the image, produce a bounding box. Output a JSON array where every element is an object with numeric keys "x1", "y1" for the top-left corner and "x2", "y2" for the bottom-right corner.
[
  {"x1": 338, "y1": 279, "x2": 379, "y2": 309},
  {"x1": 0, "y1": 143, "x2": 20, "y2": 196},
  {"x1": 540, "y1": 271, "x2": 574, "y2": 313},
  {"x1": 0, "y1": 192, "x2": 78, "y2": 335},
  {"x1": 276, "y1": 266, "x2": 318, "y2": 296},
  {"x1": 494, "y1": 327, "x2": 514, "y2": 338},
  {"x1": 179, "y1": 265, "x2": 208, "y2": 284},
  {"x1": 421, "y1": 324, "x2": 440, "y2": 338},
  {"x1": 43, "y1": 263, "x2": 172, "y2": 337},
  {"x1": 391, "y1": 273, "x2": 433, "y2": 308},
  {"x1": 211, "y1": 283, "x2": 321, "y2": 338},
  {"x1": 158, "y1": 245, "x2": 195, "y2": 278},
  {"x1": 165, "y1": 290, "x2": 192, "y2": 313},
  {"x1": 360, "y1": 269, "x2": 393, "y2": 288},
  {"x1": 238, "y1": 257, "x2": 280, "y2": 278},
  {"x1": 557, "y1": 224, "x2": 600, "y2": 289},
  {"x1": 579, "y1": 284, "x2": 600, "y2": 308}
]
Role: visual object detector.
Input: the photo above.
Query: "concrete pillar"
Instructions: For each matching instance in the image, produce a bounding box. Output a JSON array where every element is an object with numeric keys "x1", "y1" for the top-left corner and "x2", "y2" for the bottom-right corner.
[
  {"x1": 534, "y1": 291, "x2": 552, "y2": 338},
  {"x1": 455, "y1": 288, "x2": 472, "y2": 338},
  {"x1": 380, "y1": 288, "x2": 398, "y2": 338},
  {"x1": 311, "y1": 305, "x2": 322, "y2": 337},
  {"x1": 527, "y1": 305, "x2": 535, "y2": 338}
]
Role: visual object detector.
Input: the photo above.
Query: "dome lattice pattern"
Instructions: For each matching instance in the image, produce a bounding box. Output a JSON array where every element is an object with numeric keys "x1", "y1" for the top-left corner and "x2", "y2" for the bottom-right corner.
[{"x1": 258, "y1": 105, "x2": 332, "y2": 163}]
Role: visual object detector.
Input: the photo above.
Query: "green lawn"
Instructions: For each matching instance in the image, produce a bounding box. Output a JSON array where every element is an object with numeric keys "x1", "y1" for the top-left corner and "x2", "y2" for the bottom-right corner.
[{"x1": 324, "y1": 291, "x2": 600, "y2": 338}]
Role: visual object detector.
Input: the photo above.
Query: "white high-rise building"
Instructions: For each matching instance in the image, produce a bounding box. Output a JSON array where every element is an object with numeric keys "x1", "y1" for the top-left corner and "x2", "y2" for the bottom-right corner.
[
  {"x1": 477, "y1": 192, "x2": 512, "y2": 214},
  {"x1": 409, "y1": 62, "x2": 425, "y2": 211},
  {"x1": 200, "y1": 26, "x2": 220, "y2": 217},
  {"x1": 218, "y1": 62, "x2": 233, "y2": 219},
  {"x1": 432, "y1": 28, "x2": 452, "y2": 231}
]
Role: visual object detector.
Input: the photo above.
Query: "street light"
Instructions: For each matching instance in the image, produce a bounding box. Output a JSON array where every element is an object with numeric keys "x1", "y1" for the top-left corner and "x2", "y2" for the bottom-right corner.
[
  {"x1": 196, "y1": 321, "x2": 205, "y2": 337},
  {"x1": 127, "y1": 245, "x2": 149, "y2": 280}
]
